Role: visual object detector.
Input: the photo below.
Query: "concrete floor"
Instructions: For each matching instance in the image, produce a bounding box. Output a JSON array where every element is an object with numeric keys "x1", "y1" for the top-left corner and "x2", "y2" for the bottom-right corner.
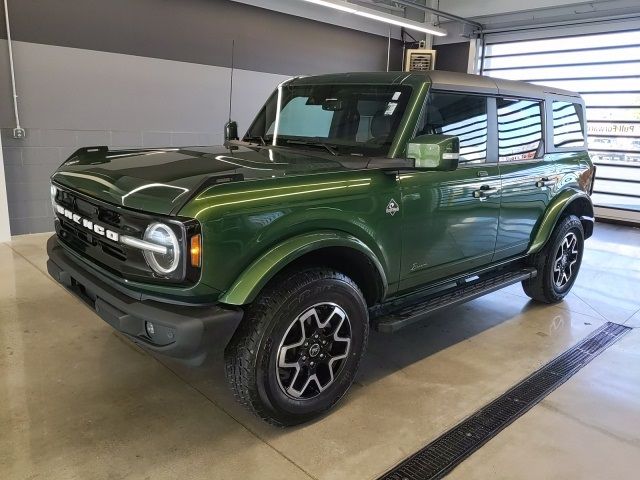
[{"x1": 1, "y1": 222, "x2": 639, "y2": 480}]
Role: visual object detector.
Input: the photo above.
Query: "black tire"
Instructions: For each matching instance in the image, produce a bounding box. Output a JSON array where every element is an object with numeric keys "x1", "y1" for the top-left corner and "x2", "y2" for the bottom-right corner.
[
  {"x1": 522, "y1": 214, "x2": 584, "y2": 303},
  {"x1": 224, "y1": 267, "x2": 369, "y2": 426}
]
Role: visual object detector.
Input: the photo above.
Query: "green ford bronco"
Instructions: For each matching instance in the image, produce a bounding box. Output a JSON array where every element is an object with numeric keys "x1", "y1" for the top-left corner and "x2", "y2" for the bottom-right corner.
[{"x1": 47, "y1": 71, "x2": 595, "y2": 425}]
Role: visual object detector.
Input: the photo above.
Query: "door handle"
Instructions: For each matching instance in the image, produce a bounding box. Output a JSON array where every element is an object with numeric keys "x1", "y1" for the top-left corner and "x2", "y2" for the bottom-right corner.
[
  {"x1": 536, "y1": 177, "x2": 555, "y2": 188},
  {"x1": 473, "y1": 184, "x2": 498, "y2": 199}
]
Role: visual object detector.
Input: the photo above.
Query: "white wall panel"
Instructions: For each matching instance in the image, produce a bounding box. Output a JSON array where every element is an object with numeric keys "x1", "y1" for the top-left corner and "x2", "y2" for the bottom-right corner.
[{"x1": 4, "y1": 41, "x2": 289, "y2": 133}]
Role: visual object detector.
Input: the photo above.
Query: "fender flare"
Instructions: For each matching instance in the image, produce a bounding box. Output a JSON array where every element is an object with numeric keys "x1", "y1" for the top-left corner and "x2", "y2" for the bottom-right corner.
[
  {"x1": 528, "y1": 189, "x2": 593, "y2": 254},
  {"x1": 219, "y1": 231, "x2": 388, "y2": 306}
]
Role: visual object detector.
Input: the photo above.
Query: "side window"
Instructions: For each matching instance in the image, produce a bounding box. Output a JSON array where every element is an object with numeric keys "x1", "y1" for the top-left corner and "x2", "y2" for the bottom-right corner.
[
  {"x1": 553, "y1": 101, "x2": 585, "y2": 148},
  {"x1": 418, "y1": 92, "x2": 488, "y2": 164},
  {"x1": 497, "y1": 98, "x2": 543, "y2": 162}
]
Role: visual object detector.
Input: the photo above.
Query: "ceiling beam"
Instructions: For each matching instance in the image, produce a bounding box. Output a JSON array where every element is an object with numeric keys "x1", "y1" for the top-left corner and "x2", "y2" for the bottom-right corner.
[{"x1": 391, "y1": 0, "x2": 483, "y2": 29}]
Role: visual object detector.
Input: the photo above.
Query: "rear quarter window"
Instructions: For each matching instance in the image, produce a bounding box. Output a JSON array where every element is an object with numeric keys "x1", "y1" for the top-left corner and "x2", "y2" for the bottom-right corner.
[{"x1": 552, "y1": 101, "x2": 586, "y2": 148}]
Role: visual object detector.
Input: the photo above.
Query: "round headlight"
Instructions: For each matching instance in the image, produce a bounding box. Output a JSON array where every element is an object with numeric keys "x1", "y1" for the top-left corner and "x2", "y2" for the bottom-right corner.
[{"x1": 143, "y1": 223, "x2": 180, "y2": 275}]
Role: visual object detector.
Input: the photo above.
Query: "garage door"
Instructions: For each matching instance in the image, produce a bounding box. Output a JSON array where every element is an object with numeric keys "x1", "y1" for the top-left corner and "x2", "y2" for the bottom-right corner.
[{"x1": 482, "y1": 28, "x2": 640, "y2": 223}]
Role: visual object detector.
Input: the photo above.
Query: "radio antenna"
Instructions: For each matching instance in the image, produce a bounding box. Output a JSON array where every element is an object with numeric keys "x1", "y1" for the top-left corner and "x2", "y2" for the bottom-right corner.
[
  {"x1": 224, "y1": 40, "x2": 239, "y2": 143},
  {"x1": 228, "y1": 39, "x2": 235, "y2": 122}
]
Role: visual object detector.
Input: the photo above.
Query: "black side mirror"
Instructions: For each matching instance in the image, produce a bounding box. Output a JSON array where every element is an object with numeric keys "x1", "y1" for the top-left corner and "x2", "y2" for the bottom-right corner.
[{"x1": 224, "y1": 120, "x2": 239, "y2": 142}]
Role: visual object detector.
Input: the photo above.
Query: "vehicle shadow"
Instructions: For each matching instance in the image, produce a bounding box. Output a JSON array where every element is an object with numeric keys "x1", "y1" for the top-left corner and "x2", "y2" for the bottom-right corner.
[
  {"x1": 157, "y1": 290, "x2": 549, "y2": 425},
  {"x1": 357, "y1": 293, "x2": 547, "y2": 385}
]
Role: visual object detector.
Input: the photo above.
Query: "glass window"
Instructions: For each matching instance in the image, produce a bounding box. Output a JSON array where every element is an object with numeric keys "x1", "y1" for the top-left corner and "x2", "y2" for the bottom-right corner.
[
  {"x1": 485, "y1": 30, "x2": 640, "y2": 215},
  {"x1": 553, "y1": 102, "x2": 585, "y2": 148},
  {"x1": 418, "y1": 92, "x2": 488, "y2": 164},
  {"x1": 266, "y1": 97, "x2": 334, "y2": 138},
  {"x1": 245, "y1": 84, "x2": 412, "y2": 157},
  {"x1": 497, "y1": 98, "x2": 543, "y2": 162}
]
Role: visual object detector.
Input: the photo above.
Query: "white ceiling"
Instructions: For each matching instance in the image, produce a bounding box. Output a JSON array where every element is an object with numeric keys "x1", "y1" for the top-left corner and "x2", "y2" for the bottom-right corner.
[
  {"x1": 440, "y1": 0, "x2": 640, "y2": 20},
  {"x1": 230, "y1": 0, "x2": 404, "y2": 37},
  {"x1": 231, "y1": 0, "x2": 640, "y2": 41}
]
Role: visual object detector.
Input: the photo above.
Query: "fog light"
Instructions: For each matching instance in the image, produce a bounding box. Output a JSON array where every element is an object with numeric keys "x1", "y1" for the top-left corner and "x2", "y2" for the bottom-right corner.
[{"x1": 145, "y1": 321, "x2": 155, "y2": 336}]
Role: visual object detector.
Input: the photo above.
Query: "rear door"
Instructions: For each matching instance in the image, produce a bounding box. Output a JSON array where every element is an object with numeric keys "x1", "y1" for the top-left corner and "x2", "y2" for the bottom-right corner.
[
  {"x1": 398, "y1": 91, "x2": 501, "y2": 292},
  {"x1": 494, "y1": 97, "x2": 556, "y2": 261}
]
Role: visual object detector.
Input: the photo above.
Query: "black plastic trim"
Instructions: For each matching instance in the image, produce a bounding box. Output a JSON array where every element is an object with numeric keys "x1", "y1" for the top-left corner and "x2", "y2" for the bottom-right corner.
[
  {"x1": 374, "y1": 268, "x2": 536, "y2": 333},
  {"x1": 47, "y1": 236, "x2": 243, "y2": 364}
]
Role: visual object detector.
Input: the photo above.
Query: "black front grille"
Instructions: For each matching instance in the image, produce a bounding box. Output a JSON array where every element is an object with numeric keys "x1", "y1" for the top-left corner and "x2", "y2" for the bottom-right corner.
[{"x1": 53, "y1": 185, "x2": 181, "y2": 283}]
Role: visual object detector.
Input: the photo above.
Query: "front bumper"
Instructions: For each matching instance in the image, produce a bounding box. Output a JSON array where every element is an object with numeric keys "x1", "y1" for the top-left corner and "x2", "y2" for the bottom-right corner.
[{"x1": 47, "y1": 235, "x2": 243, "y2": 365}]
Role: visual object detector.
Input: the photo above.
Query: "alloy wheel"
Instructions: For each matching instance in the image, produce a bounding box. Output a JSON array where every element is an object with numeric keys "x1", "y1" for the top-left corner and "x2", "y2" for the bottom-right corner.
[
  {"x1": 553, "y1": 232, "x2": 579, "y2": 289},
  {"x1": 276, "y1": 303, "x2": 352, "y2": 400}
]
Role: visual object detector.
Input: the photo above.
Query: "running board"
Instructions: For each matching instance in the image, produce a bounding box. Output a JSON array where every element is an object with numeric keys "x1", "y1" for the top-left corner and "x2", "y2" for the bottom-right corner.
[{"x1": 373, "y1": 268, "x2": 537, "y2": 333}]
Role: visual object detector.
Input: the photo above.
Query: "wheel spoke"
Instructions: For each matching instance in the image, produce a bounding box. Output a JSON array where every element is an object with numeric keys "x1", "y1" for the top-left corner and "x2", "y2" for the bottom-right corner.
[
  {"x1": 298, "y1": 374, "x2": 325, "y2": 397},
  {"x1": 320, "y1": 305, "x2": 344, "y2": 329},
  {"x1": 278, "y1": 317, "x2": 307, "y2": 368},
  {"x1": 328, "y1": 352, "x2": 348, "y2": 377},
  {"x1": 568, "y1": 258, "x2": 578, "y2": 278},
  {"x1": 285, "y1": 366, "x2": 302, "y2": 397},
  {"x1": 333, "y1": 314, "x2": 349, "y2": 343},
  {"x1": 301, "y1": 307, "x2": 321, "y2": 329}
]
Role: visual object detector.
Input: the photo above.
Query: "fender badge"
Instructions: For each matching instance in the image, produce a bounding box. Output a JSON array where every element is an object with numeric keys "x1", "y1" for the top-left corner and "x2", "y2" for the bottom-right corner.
[{"x1": 386, "y1": 198, "x2": 400, "y2": 216}]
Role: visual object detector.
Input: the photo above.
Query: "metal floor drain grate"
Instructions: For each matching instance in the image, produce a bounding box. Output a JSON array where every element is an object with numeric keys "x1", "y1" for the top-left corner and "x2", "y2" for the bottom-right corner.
[{"x1": 378, "y1": 322, "x2": 631, "y2": 480}]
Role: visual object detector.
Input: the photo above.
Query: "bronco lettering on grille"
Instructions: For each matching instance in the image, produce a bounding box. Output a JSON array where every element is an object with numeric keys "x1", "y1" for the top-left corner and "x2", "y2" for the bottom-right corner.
[{"x1": 55, "y1": 204, "x2": 120, "y2": 242}]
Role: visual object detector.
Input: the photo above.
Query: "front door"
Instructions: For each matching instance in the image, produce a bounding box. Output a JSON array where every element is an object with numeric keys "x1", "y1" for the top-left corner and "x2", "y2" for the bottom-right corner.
[{"x1": 398, "y1": 91, "x2": 500, "y2": 292}]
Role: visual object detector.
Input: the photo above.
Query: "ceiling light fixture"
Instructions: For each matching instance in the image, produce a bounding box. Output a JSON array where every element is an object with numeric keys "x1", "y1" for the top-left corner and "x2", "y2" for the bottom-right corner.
[{"x1": 299, "y1": 0, "x2": 447, "y2": 36}]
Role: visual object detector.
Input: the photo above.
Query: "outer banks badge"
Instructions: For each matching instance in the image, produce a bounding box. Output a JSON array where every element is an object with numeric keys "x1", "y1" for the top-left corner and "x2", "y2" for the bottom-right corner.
[{"x1": 386, "y1": 198, "x2": 400, "y2": 216}]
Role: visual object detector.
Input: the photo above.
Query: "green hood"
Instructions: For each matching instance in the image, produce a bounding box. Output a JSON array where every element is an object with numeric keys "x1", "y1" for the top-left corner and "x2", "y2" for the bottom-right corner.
[{"x1": 51, "y1": 145, "x2": 357, "y2": 215}]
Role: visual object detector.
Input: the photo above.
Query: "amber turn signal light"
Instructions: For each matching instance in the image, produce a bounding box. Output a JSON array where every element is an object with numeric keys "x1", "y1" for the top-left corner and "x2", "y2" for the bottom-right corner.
[{"x1": 190, "y1": 234, "x2": 201, "y2": 267}]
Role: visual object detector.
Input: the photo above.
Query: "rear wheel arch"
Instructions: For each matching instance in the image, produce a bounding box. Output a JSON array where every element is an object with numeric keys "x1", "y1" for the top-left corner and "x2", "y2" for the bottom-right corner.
[
  {"x1": 561, "y1": 196, "x2": 594, "y2": 238},
  {"x1": 528, "y1": 190, "x2": 594, "y2": 254}
]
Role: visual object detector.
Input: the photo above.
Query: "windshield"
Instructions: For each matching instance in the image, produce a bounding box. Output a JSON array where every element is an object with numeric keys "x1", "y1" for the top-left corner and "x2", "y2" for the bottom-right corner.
[{"x1": 244, "y1": 83, "x2": 413, "y2": 157}]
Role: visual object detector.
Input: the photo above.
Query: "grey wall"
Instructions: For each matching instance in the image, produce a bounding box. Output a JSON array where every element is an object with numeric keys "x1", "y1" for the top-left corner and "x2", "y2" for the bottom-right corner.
[
  {"x1": 0, "y1": 41, "x2": 292, "y2": 234},
  {"x1": 0, "y1": 0, "x2": 402, "y2": 235},
  {"x1": 0, "y1": 0, "x2": 402, "y2": 77}
]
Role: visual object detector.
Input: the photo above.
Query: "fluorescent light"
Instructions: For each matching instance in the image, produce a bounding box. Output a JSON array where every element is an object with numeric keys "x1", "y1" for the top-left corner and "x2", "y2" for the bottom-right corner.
[
  {"x1": 300, "y1": 0, "x2": 447, "y2": 36},
  {"x1": 304, "y1": 0, "x2": 356, "y2": 13},
  {"x1": 354, "y1": 10, "x2": 446, "y2": 36}
]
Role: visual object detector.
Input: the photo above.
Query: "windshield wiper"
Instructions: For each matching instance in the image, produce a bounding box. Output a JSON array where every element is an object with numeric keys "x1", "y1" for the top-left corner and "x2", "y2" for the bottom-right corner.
[
  {"x1": 280, "y1": 138, "x2": 338, "y2": 156},
  {"x1": 244, "y1": 135, "x2": 267, "y2": 146}
]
